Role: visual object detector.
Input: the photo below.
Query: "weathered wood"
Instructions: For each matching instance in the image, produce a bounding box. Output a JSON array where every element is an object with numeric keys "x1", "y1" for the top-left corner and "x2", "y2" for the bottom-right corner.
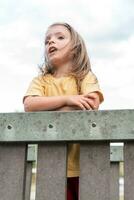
[
  {"x1": 25, "y1": 162, "x2": 33, "y2": 200},
  {"x1": 80, "y1": 142, "x2": 110, "y2": 200},
  {"x1": 0, "y1": 144, "x2": 26, "y2": 200},
  {"x1": 124, "y1": 142, "x2": 134, "y2": 200},
  {"x1": 110, "y1": 163, "x2": 119, "y2": 200},
  {"x1": 0, "y1": 110, "x2": 134, "y2": 142},
  {"x1": 36, "y1": 143, "x2": 67, "y2": 200}
]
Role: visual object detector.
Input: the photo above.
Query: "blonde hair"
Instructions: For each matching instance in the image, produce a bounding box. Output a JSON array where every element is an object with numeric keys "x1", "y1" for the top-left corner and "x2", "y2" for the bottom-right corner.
[{"x1": 40, "y1": 22, "x2": 92, "y2": 93}]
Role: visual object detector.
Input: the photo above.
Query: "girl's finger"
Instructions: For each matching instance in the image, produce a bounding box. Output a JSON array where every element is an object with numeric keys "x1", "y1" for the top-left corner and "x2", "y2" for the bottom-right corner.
[
  {"x1": 84, "y1": 93, "x2": 99, "y2": 100},
  {"x1": 76, "y1": 102, "x2": 86, "y2": 110},
  {"x1": 83, "y1": 97, "x2": 94, "y2": 109},
  {"x1": 80, "y1": 99, "x2": 92, "y2": 110},
  {"x1": 84, "y1": 94, "x2": 100, "y2": 109}
]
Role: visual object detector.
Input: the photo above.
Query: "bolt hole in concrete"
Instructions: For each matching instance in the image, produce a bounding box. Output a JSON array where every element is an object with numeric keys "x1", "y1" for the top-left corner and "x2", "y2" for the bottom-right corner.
[
  {"x1": 7, "y1": 124, "x2": 12, "y2": 130},
  {"x1": 48, "y1": 124, "x2": 53, "y2": 128},
  {"x1": 92, "y1": 122, "x2": 97, "y2": 128}
]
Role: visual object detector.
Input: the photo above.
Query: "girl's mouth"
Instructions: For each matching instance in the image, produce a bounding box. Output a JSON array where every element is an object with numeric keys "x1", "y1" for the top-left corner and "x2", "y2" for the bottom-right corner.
[{"x1": 48, "y1": 46, "x2": 58, "y2": 54}]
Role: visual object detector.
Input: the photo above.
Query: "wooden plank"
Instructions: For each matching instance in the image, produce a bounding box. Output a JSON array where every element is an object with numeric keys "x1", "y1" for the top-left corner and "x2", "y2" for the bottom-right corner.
[
  {"x1": 0, "y1": 110, "x2": 134, "y2": 142},
  {"x1": 80, "y1": 142, "x2": 110, "y2": 200},
  {"x1": 25, "y1": 162, "x2": 33, "y2": 200},
  {"x1": 36, "y1": 143, "x2": 67, "y2": 200},
  {"x1": 0, "y1": 143, "x2": 27, "y2": 200},
  {"x1": 110, "y1": 163, "x2": 119, "y2": 200},
  {"x1": 124, "y1": 142, "x2": 134, "y2": 200}
]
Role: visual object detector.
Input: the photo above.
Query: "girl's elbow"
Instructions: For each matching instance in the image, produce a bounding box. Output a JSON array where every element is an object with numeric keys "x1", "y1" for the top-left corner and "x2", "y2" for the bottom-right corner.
[
  {"x1": 24, "y1": 97, "x2": 33, "y2": 112},
  {"x1": 24, "y1": 102, "x2": 30, "y2": 112},
  {"x1": 24, "y1": 105, "x2": 30, "y2": 112}
]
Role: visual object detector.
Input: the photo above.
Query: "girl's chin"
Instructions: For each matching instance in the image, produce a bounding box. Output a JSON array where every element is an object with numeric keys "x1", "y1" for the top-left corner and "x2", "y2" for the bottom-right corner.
[{"x1": 48, "y1": 56, "x2": 63, "y2": 66}]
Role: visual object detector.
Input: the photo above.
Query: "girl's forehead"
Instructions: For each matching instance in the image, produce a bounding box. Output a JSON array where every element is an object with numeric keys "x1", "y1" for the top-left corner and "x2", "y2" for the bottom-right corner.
[{"x1": 45, "y1": 25, "x2": 70, "y2": 37}]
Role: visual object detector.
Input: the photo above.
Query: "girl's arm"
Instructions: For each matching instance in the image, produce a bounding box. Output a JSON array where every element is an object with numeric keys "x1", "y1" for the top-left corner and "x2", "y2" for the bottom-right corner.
[
  {"x1": 57, "y1": 92, "x2": 100, "y2": 111},
  {"x1": 24, "y1": 92, "x2": 99, "y2": 112},
  {"x1": 24, "y1": 96, "x2": 67, "y2": 112}
]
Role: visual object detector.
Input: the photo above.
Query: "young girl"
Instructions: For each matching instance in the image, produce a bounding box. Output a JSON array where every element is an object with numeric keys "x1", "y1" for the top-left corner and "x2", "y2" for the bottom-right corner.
[{"x1": 23, "y1": 22, "x2": 104, "y2": 200}]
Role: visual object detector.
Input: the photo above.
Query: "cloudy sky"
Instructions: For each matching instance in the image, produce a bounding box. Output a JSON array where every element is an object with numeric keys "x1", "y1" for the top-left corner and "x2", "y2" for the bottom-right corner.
[{"x1": 0, "y1": 0, "x2": 134, "y2": 112}]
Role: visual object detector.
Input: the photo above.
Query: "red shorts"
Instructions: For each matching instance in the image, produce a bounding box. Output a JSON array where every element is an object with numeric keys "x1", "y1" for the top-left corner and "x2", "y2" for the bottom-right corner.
[{"x1": 67, "y1": 177, "x2": 79, "y2": 200}]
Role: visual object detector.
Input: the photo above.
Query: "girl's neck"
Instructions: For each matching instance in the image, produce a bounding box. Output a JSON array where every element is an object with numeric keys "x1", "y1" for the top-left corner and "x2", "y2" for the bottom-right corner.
[{"x1": 53, "y1": 62, "x2": 72, "y2": 78}]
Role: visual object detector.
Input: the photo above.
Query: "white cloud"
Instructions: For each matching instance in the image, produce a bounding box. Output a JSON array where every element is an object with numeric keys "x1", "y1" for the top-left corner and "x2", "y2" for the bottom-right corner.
[
  {"x1": 0, "y1": 18, "x2": 41, "y2": 112},
  {"x1": 90, "y1": 35, "x2": 134, "y2": 110}
]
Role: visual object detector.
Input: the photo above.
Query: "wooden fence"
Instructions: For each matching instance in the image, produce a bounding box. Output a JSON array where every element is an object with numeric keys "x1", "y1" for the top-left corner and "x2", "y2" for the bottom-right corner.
[{"x1": 0, "y1": 110, "x2": 134, "y2": 200}]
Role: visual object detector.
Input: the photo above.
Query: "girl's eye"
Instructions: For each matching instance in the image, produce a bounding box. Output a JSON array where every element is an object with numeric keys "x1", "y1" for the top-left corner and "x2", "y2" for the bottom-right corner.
[{"x1": 58, "y1": 36, "x2": 64, "y2": 40}]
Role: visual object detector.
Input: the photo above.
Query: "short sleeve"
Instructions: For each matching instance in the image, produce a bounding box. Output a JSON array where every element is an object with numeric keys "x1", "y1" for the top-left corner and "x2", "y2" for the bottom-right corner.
[
  {"x1": 81, "y1": 72, "x2": 104, "y2": 103},
  {"x1": 23, "y1": 76, "x2": 45, "y2": 102}
]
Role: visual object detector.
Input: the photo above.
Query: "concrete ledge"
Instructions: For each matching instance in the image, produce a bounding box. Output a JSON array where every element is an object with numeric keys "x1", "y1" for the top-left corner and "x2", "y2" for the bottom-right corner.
[{"x1": 0, "y1": 110, "x2": 134, "y2": 142}]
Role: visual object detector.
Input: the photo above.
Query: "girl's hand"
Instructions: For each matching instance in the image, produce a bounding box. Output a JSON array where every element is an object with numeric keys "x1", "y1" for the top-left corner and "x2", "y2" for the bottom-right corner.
[
  {"x1": 85, "y1": 92, "x2": 100, "y2": 110},
  {"x1": 65, "y1": 92, "x2": 100, "y2": 110}
]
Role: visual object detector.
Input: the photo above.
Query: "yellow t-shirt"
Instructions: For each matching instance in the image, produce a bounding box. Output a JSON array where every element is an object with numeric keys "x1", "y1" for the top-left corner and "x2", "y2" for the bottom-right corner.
[{"x1": 24, "y1": 72, "x2": 104, "y2": 177}]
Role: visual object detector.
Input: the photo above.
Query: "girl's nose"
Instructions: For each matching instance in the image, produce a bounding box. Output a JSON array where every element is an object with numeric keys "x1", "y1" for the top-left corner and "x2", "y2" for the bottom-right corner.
[{"x1": 48, "y1": 38, "x2": 55, "y2": 45}]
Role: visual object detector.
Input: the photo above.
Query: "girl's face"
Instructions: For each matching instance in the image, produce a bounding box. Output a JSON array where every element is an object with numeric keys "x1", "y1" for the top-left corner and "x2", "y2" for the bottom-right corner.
[{"x1": 45, "y1": 25, "x2": 72, "y2": 67}]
